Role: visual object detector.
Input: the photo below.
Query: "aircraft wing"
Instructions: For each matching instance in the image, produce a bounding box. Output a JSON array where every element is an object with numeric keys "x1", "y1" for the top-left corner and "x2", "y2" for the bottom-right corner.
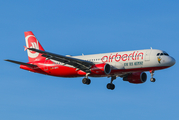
[
  {"x1": 28, "y1": 48, "x2": 94, "y2": 73},
  {"x1": 4, "y1": 59, "x2": 37, "y2": 67}
]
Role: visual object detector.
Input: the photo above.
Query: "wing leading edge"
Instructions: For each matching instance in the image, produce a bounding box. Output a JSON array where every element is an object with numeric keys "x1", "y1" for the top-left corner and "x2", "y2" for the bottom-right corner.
[{"x1": 28, "y1": 48, "x2": 94, "y2": 73}]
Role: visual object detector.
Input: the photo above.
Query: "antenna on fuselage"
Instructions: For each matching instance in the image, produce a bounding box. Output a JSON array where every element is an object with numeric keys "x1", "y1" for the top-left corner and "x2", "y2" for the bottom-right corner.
[{"x1": 150, "y1": 47, "x2": 153, "y2": 49}]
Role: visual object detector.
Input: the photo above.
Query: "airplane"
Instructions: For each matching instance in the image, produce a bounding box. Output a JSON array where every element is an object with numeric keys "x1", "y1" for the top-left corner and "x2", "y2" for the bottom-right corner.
[{"x1": 5, "y1": 31, "x2": 176, "y2": 90}]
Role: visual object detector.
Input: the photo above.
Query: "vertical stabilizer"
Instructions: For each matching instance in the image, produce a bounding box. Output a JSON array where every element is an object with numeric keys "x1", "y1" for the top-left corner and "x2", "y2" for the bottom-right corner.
[{"x1": 24, "y1": 31, "x2": 45, "y2": 62}]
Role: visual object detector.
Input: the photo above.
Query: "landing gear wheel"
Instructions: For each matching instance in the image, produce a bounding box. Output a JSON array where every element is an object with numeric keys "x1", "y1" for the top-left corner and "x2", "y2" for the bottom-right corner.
[
  {"x1": 150, "y1": 78, "x2": 156, "y2": 82},
  {"x1": 86, "y1": 79, "x2": 91, "y2": 85},
  {"x1": 107, "y1": 83, "x2": 115, "y2": 90},
  {"x1": 82, "y1": 78, "x2": 91, "y2": 85},
  {"x1": 150, "y1": 70, "x2": 156, "y2": 83}
]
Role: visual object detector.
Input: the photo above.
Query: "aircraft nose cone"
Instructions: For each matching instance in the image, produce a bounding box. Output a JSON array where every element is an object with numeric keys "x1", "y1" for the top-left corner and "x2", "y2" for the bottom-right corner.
[
  {"x1": 170, "y1": 57, "x2": 176, "y2": 66},
  {"x1": 172, "y1": 57, "x2": 176, "y2": 65}
]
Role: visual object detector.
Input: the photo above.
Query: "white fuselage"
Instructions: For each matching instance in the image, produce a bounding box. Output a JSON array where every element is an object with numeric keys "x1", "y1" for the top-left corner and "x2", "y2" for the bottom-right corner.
[
  {"x1": 49, "y1": 49, "x2": 175, "y2": 77},
  {"x1": 73, "y1": 49, "x2": 175, "y2": 72}
]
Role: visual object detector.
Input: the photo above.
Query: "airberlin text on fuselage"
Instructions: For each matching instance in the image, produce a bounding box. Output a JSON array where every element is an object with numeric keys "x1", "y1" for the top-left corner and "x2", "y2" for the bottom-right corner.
[{"x1": 101, "y1": 51, "x2": 143, "y2": 62}]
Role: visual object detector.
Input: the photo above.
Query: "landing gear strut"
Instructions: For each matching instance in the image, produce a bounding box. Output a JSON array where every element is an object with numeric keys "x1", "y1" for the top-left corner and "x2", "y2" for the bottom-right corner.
[
  {"x1": 82, "y1": 73, "x2": 91, "y2": 85},
  {"x1": 150, "y1": 70, "x2": 156, "y2": 82},
  {"x1": 107, "y1": 76, "x2": 116, "y2": 90}
]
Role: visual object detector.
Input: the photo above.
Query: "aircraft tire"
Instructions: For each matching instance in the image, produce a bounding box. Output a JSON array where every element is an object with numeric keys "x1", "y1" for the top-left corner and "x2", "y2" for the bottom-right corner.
[
  {"x1": 82, "y1": 78, "x2": 87, "y2": 84},
  {"x1": 82, "y1": 78, "x2": 91, "y2": 85},
  {"x1": 86, "y1": 79, "x2": 91, "y2": 85},
  {"x1": 150, "y1": 78, "x2": 156, "y2": 82},
  {"x1": 107, "y1": 83, "x2": 115, "y2": 90}
]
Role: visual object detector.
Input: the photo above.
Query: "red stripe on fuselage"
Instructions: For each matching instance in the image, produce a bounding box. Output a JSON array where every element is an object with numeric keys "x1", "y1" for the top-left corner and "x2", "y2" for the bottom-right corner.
[{"x1": 20, "y1": 61, "x2": 170, "y2": 77}]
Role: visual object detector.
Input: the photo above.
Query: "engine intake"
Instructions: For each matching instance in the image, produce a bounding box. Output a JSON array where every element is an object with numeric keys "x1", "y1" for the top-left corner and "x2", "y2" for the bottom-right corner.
[{"x1": 123, "y1": 72, "x2": 147, "y2": 84}]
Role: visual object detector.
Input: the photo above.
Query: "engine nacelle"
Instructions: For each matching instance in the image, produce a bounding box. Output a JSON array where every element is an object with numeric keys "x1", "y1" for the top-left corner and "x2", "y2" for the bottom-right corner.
[
  {"x1": 90, "y1": 63, "x2": 111, "y2": 75},
  {"x1": 123, "y1": 72, "x2": 147, "y2": 84}
]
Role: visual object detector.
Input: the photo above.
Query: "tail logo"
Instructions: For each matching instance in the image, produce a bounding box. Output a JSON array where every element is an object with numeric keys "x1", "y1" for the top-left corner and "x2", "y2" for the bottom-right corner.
[
  {"x1": 31, "y1": 42, "x2": 39, "y2": 50},
  {"x1": 25, "y1": 35, "x2": 40, "y2": 58}
]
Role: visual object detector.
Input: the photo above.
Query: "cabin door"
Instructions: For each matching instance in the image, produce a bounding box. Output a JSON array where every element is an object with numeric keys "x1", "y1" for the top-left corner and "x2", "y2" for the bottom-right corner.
[{"x1": 145, "y1": 50, "x2": 151, "y2": 61}]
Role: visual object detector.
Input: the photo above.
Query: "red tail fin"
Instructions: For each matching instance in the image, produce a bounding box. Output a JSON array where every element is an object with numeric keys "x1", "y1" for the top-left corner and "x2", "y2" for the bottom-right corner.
[{"x1": 24, "y1": 31, "x2": 46, "y2": 62}]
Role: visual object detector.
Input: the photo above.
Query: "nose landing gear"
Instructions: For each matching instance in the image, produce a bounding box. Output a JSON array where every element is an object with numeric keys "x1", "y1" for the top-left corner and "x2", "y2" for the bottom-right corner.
[
  {"x1": 150, "y1": 70, "x2": 156, "y2": 82},
  {"x1": 107, "y1": 76, "x2": 116, "y2": 90}
]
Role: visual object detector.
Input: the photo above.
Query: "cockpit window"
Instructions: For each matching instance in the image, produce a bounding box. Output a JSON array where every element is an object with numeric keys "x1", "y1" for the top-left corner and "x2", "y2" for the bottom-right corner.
[
  {"x1": 157, "y1": 52, "x2": 169, "y2": 56},
  {"x1": 157, "y1": 53, "x2": 160, "y2": 56},
  {"x1": 164, "y1": 53, "x2": 169, "y2": 56}
]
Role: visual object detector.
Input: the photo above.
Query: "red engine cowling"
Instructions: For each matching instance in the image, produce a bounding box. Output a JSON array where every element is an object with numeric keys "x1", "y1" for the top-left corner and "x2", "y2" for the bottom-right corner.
[
  {"x1": 123, "y1": 72, "x2": 147, "y2": 84},
  {"x1": 90, "y1": 63, "x2": 111, "y2": 75}
]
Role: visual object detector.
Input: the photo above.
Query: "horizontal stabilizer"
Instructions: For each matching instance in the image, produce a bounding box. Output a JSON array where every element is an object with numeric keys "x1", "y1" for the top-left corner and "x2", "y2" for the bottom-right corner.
[{"x1": 4, "y1": 59, "x2": 37, "y2": 67}]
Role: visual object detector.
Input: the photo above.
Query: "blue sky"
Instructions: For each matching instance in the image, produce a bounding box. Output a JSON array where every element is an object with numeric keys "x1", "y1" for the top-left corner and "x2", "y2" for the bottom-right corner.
[{"x1": 1, "y1": 0, "x2": 179, "y2": 120}]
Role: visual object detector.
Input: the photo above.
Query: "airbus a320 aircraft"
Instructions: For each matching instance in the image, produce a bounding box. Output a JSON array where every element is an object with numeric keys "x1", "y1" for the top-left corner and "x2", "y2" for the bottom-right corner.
[{"x1": 5, "y1": 31, "x2": 176, "y2": 90}]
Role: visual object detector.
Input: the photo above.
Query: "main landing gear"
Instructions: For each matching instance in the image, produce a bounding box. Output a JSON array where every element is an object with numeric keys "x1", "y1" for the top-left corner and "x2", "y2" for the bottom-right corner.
[
  {"x1": 82, "y1": 73, "x2": 91, "y2": 85},
  {"x1": 82, "y1": 74, "x2": 116, "y2": 90},
  {"x1": 107, "y1": 76, "x2": 116, "y2": 90},
  {"x1": 150, "y1": 70, "x2": 156, "y2": 82}
]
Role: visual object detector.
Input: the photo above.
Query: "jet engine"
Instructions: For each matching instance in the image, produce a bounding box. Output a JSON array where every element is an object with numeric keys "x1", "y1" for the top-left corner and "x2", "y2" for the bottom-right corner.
[
  {"x1": 77, "y1": 63, "x2": 111, "y2": 76},
  {"x1": 123, "y1": 72, "x2": 147, "y2": 84},
  {"x1": 90, "y1": 63, "x2": 111, "y2": 75}
]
